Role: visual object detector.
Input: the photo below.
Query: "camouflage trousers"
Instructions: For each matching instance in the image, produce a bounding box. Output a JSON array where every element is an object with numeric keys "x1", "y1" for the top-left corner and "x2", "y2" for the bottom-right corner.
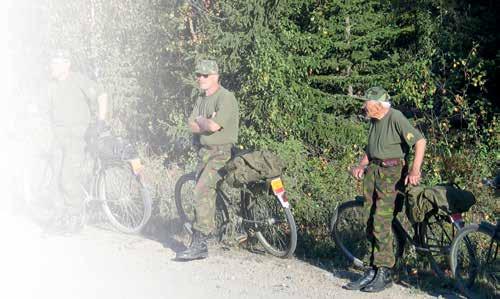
[
  {"x1": 363, "y1": 162, "x2": 405, "y2": 268},
  {"x1": 52, "y1": 129, "x2": 89, "y2": 210},
  {"x1": 192, "y1": 145, "x2": 232, "y2": 235}
]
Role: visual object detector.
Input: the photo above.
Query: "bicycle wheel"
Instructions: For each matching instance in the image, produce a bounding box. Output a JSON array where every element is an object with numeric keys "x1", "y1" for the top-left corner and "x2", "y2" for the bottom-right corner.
[
  {"x1": 244, "y1": 184, "x2": 297, "y2": 258},
  {"x1": 450, "y1": 223, "x2": 499, "y2": 298},
  {"x1": 174, "y1": 172, "x2": 229, "y2": 240},
  {"x1": 331, "y1": 198, "x2": 405, "y2": 269},
  {"x1": 420, "y1": 210, "x2": 459, "y2": 278},
  {"x1": 99, "y1": 163, "x2": 152, "y2": 234},
  {"x1": 174, "y1": 172, "x2": 197, "y2": 223}
]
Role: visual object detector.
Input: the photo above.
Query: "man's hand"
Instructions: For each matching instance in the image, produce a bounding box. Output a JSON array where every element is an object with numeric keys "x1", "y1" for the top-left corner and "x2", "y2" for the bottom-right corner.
[
  {"x1": 405, "y1": 169, "x2": 422, "y2": 186},
  {"x1": 351, "y1": 165, "x2": 366, "y2": 180},
  {"x1": 195, "y1": 116, "x2": 210, "y2": 132}
]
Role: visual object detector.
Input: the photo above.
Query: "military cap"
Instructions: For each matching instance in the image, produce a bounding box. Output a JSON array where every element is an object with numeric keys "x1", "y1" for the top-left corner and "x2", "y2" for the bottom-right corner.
[
  {"x1": 353, "y1": 86, "x2": 391, "y2": 102},
  {"x1": 195, "y1": 59, "x2": 219, "y2": 75}
]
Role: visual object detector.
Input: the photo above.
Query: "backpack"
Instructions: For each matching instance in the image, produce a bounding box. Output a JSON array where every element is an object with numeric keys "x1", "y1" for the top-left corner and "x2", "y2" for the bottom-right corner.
[
  {"x1": 406, "y1": 184, "x2": 476, "y2": 223},
  {"x1": 224, "y1": 150, "x2": 284, "y2": 187}
]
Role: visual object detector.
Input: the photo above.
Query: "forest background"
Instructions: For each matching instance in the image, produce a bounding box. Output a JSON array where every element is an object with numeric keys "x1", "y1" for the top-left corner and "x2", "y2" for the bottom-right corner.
[{"x1": 8, "y1": 0, "x2": 499, "y2": 257}]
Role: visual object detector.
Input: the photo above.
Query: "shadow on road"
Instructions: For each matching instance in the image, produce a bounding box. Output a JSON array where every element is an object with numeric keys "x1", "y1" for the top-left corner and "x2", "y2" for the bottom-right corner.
[{"x1": 294, "y1": 230, "x2": 463, "y2": 299}]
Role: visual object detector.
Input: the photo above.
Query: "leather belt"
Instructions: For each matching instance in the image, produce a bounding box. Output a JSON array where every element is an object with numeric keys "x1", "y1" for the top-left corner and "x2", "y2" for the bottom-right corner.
[{"x1": 370, "y1": 158, "x2": 403, "y2": 168}]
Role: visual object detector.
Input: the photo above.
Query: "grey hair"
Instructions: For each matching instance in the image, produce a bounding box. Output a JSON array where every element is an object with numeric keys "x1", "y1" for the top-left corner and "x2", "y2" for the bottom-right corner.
[{"x1": 379, "y1": 101, "x2": 391, "y2": 108}]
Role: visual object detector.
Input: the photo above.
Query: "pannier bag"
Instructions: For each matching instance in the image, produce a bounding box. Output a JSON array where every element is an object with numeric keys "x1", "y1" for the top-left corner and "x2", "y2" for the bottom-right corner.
[
  {"x1": 89, "y1": 134, "x2": 139, "y2": 162},
  {"x1": 224, "y1": 150, "x2": 284, "y2": 187},
  {"x1": 406, "y1": 184, "x2": 476, "y2": 223}
]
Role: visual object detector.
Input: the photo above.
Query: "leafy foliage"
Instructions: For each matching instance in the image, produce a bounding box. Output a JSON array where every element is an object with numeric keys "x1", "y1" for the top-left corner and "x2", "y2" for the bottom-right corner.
[{"x1": 12, "y1": 0, "x2": 500, "y2": 257}]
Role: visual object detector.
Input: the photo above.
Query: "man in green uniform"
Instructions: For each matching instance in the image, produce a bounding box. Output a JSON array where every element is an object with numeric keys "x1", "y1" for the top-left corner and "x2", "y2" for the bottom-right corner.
[
  {"x1": 176, "y1": 59, "x2": 239, "y2": 261},
  {"x1": 344, "y1": 87, "x2": 426, "y2": 292},
  {"x1": 48, "y1": 49, "x2": 108, "y2": 230}
]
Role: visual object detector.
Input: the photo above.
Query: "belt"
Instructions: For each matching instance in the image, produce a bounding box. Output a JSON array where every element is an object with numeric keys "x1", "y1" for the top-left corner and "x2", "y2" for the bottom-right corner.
[
  {"x1": 201, "y1": 144, "x2": 232, "y2": 150},
  {"x1": 370, "y1": 158, "x2": 403, "y2": 168}
]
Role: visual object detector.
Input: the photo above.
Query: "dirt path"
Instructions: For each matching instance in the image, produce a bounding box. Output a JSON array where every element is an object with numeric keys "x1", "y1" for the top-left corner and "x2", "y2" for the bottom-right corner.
[{"x1": 0, "y1": 213, "x2": 459, "y2": 299}]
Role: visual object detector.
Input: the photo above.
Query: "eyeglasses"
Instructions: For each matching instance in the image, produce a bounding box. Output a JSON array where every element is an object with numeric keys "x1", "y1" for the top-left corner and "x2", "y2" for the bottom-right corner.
[{"x1": 195, "y1": 73, "x2": 209, "y2": 78}]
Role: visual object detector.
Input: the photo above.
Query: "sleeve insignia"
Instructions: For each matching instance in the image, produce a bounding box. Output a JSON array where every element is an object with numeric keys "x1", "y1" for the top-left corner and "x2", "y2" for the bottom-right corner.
[{"x1": 406, "y1": 132, "x2": 415, "y2": 141}]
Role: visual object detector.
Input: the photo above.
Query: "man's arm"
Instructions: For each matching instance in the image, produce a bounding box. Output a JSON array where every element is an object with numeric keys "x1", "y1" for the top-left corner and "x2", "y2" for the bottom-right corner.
[
  {"x1": 352, "y1": 153, "x2": 369, "y2": 180},
  {"x1": 405, "y1": 138, "x2": 426, "y2": 185},
  {"x1": 195, "y1": 113, "x2": 221, "y2": 133}
]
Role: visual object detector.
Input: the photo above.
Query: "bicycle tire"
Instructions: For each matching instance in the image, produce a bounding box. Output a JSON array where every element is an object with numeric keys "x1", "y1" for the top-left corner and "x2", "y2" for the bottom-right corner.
[
  {"x1": 99, "y1": 163, "x2": 152, "y2": 234},
  {"x1": 420, "y1": 210, "x2": 459, "y2": 278},
  {"x1": 174, "y1": 172, "x2": 197, "y2": 224},
  {"x1": 244, "y1": 184, "x2": 297, "y2": 258},
  {"x1": 450, "y1": 223, "x2": 499, "y2": 298},
  {"x1": 174, "y1": 172, "x2": 229, "y2": 241},
  {"x1": 331, "y1": 198, "x2": 405, "y2": 269}
]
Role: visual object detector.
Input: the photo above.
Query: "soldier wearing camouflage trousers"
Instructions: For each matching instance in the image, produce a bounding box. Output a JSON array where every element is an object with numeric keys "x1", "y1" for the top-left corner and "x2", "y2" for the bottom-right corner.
[
  {"x1": 344, "y1": 87, "x2": 426, "y2": 292},
  {"x1": 176, "y1": 59, "x2": 239, "y2": 261}
]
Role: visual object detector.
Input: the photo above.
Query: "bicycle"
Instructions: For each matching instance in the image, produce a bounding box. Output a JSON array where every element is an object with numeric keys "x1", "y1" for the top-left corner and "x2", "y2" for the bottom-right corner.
[
  {"x1": 175, "y1": 167, "x2": 297, "y2": 258},
  {"x1": 23, "y1": 130, "x2": 152, "y2": 234},
  {"x1": 449, "y1": 178, "x2": 499, "y2": 298},
  {"x1": 331, "y1": 194, "x2": 470, "y2": 278}
]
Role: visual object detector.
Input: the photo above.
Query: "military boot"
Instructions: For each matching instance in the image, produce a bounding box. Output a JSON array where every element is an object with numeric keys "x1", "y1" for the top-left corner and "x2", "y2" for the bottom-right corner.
[
  {"x1": 343, "y1": 268, "x2": 376, "y2": 290},
  {"x1": 361, "y1": 267, "x2": 393, "y2": 292},
  {"x1": 175, "y1": 230, "x2": 209, "y2": 261}
]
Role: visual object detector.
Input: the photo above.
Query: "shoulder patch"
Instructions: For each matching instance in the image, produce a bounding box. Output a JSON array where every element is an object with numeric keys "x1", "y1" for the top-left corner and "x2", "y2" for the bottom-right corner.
[{"x1": 406, "y1": 132, "x2": 414, "y2": 141}]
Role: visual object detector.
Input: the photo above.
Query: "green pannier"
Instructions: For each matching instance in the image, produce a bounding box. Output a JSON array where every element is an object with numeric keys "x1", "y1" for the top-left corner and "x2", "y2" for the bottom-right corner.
[
  {"x1": 224, "y1": 150, "x2": 284, "y2": 187},
  {"x1": 406, "y1": 184, "x2": 476, "y2": 223}
]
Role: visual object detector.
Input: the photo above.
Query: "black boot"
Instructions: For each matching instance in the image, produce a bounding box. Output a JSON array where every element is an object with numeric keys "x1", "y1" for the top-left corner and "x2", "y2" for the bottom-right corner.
[
  {"x1": 343, "y1": 268, "x2": 376, "y2": 290},
  {"x1": 175, "y1": 231, "x2": 209, "y2": 261},
  {"x1": 361, "y1": 267, "x2": 393, "y2": 292}
]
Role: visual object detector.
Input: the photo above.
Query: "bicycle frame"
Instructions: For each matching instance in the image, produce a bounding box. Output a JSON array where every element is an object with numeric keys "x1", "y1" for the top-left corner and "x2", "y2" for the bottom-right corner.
[{"x1": 392, "y1": 211, "x2": 465, "y2": 254}]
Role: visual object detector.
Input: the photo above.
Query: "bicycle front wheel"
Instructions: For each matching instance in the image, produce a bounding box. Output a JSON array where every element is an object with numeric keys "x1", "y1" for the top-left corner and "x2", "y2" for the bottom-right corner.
[
  {"x1": 99, "y1": 163, "x2": 152, "y2": 234},
  {"x1": 244, "y1": 185, "x2": 297, "y2": 258},
  {"x1": 450, "y1": 223, "x2": 499, "y2": 298},
  {"x1": 331, "y1": 198, "x2": 404, "y2": 270}
]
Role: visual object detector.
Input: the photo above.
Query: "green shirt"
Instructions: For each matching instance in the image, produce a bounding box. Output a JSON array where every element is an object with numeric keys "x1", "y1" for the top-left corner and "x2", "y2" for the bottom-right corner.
[
  {"x1": 366, "y1": 108, "x2": 424, "y2": 160},
  {"x1": 188, "y1": 86, "x2": 239, "y2": 146},
  {"x1": 48, "y1": 72, "x2": 104, "y2": 129}
]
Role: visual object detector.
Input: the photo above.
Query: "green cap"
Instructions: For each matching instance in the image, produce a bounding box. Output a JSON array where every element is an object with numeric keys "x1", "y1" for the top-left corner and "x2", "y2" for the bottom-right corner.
[
  {"x1": 353, "y1": 86, "x2": 390, "y2": 102},
  {"x1": 195, "y1": 59, "x2": 219, "y2": 75}
]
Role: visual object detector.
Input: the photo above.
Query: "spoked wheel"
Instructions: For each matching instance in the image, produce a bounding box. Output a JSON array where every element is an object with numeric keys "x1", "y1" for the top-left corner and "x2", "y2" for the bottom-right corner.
[
  {"x1": 244, "y1": 183, "x2": 297, "y2": 258},
  {"x1": 174, "y1": 172, "x2": 228, "y2": 241},
  {"x1": 450, "y1": 224, "x2": 499, "y2": 298},
  {"x1": 330, "y1": 198, "x2": 405, "y2": 270},
  {"x1": 420, "y1": 210, "x2": 458, "y2": 278},
  {"x1": 99, "y1": 163, "x2": 152, "y2": 234},
  {"x1": 174, "y1": 172, "x2": 197, "y2": 224}
]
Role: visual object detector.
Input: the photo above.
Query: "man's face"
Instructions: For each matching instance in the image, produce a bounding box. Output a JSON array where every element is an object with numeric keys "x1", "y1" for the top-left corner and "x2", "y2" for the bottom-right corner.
[
  {"x1": 363, "y1": 100, "x2": 383, "y2": 119},
  {"x1": 50, "y1": 58, "x2": 71, "y2": 79},
  {"x1": 196, "y1": 73, "x2": 219, "y2": 90}
]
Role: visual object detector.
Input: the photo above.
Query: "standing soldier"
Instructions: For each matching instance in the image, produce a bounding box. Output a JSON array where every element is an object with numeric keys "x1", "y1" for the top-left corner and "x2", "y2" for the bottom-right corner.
[
  {"x1": 344, "y1": 87, "x2": 426, "y2": 292},
  {"x1": 176, "y1": 59, "x2": 239, "y2": 261},
  {"x1": 48, "y1": 49, "x2": 108, "y2": 231}
]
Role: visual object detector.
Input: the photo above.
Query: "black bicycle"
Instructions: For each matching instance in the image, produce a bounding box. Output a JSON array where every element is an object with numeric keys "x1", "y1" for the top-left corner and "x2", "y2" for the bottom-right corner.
[
  {"x1": 331, "y1": 195, "x2": 469, "y2": 278},
  {"x1": 449, "y1": 178, "x2": 499, "y2": 298},
  {"x1": 175, "y1": 171, "x2": 297, "y2": 258},
  {"x1": 23, "y1": 132, "x2": 152, "y2": 234}
]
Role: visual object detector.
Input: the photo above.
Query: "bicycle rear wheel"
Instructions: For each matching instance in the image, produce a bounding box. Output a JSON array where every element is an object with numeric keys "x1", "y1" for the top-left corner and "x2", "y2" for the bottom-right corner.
[
  {"x1": 244, "y1": 184, "x2": 297, "y2": 258},
  {"x1": 450, "y1": 223, "x2": 499, "y2": 298},
  {"x1": 420, "y1": 210, "x2": 459, "y2": 278},
  {"x1": 331, "y1": 198, "x2": 405, "y2": 269},
  {"x1": 99, "y1": 162, "x2": 151, "y2": 234}
]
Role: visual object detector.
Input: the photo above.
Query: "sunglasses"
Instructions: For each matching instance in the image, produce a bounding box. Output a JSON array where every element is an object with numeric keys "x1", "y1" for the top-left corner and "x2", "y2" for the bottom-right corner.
[{"x1": 195, "y1": 73, "x2": 209, "y2": 78}]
